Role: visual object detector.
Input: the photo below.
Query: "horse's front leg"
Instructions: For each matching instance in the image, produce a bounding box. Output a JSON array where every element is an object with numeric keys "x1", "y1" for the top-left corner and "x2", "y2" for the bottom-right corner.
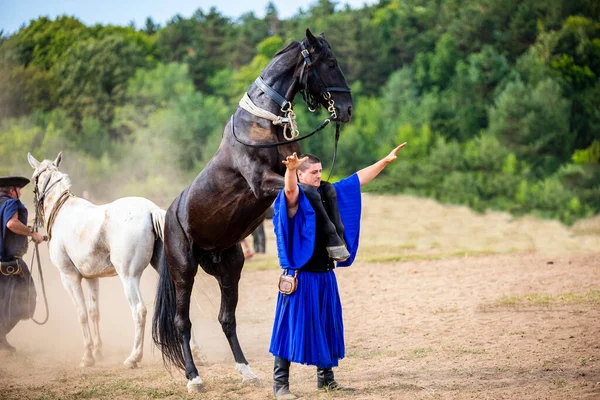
[
  {"x1": 83, "y1": 278, "x2": 103, "y2": 361},
  {"x1": 59, "y1": 271, "x2": 95, "y2": 367},
  {"x1": 300, "y1": 183, "x2": 349, "y2": 261},
  {"x1": 319, "y1": 181, "x2": 345, "y2": 243},
  {"x1": 200, "y1": 245, "x2": 260, "y2": 384},
  {"x1": 261, "y1": 171, "x2": 349, "y2": 260}
]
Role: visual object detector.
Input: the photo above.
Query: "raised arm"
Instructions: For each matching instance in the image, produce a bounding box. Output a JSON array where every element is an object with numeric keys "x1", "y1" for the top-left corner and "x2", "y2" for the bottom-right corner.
[
  {"x1": 357, "y1": 143, "x2": 406, "y2": 187},
  {"x1": 282, "y1": 153, "x2": 308, "y2": 218}
]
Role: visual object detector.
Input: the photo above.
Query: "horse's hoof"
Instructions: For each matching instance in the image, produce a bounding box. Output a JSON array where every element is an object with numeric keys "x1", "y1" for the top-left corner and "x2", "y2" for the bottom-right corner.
[
  {"x1": 236, "y1": 363, "x2": 260, "y2": 384},
  {"x1": 124, "y1": 359, "x2": 138, "y2": 369},
  {"x1": 187, "y1": 377, "x2": 204, "y2": 393},
  {"x1": 93, "y1": 350, "x2": 103, "y2": 361},
  {"x1": 327, "y1": 245, "x2": 349, "y2": 262},
  {"x1": 79, "y1": 358, "x2": 95, "y2": 368}
]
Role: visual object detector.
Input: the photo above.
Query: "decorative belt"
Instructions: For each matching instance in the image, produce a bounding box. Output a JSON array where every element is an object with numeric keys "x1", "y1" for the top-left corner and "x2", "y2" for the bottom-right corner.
[{"x1": 0, "y1": 257, "x2": 24, "y2": 277}]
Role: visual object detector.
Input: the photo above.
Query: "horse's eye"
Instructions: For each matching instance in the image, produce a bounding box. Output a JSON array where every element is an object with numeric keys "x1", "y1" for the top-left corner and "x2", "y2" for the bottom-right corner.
[{"x1": 328, "y1": 61, "x2": 337, "y2": 70}]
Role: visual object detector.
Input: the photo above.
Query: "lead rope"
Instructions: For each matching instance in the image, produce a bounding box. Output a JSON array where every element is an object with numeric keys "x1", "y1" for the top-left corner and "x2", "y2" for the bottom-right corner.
[
  {"x1": 29, "y1": 229, "x2": 49, "y2": 325},
  {"x1": 325, "y1": 122, "x2": 342, "y2": 182}
]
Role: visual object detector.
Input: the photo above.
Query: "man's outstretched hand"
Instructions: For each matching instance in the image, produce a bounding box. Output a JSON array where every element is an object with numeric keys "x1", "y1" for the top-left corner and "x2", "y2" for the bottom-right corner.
[
  {"x1": 282, "y1": 152, "x2": 308, "y2": 170},
  {"x1": 383, "y1": 142, "x2": 407, "y2": 165}
]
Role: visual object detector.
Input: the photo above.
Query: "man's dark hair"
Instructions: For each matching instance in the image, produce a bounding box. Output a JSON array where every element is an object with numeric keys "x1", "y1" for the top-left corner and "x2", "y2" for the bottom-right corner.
[
  {"x1": 0, "y1": 186, "x2": 12, "y2": 194},
  {"x1": 297, "y1": 154, "x2": 321, "y2": 171}
]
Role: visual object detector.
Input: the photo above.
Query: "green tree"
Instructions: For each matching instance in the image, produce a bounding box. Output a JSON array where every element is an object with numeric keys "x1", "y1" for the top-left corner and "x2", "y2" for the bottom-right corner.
[
  {"x1": 55, "y1": 34, "x2": 148, "y2": 133},
  {"x1": 489, "y1": 78, "x2": 572, "y2": 175}
]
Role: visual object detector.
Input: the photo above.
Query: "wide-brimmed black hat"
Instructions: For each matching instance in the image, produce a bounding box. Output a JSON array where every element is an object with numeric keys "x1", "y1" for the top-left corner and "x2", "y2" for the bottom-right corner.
[{"x1": 0, "y1": 176, "x2": 30, "y2": 188}]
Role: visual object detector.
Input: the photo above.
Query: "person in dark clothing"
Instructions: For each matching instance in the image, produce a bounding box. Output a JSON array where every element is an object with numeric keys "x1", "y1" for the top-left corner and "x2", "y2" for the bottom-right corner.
[
  {"x1": 251, "y1": 220, "x2": 266, "y2": 254},
  {"x1": 0, "y1": 176, "x2": 44, "y2": 354},
  {"x1": 270, "y1": 144, "x2": 406, "y2": 399}
]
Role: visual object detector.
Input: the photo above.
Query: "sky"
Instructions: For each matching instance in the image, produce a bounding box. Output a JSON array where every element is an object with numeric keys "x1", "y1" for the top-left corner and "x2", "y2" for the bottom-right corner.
[{"x1": 0, "y1": 0, "x2": 377, "y2": 35}]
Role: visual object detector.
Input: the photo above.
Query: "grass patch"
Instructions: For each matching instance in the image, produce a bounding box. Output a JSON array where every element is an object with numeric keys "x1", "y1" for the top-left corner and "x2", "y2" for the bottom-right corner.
[
  {"x1": 485, "y1": 290, "x2": 600, "y2": 308},
  {"x1": 552, "y1": 379, "x2": 568, "y2": 388},
  {"x1": 579, "y1": 357, "x2": 591, "y2": 366},
  {"x1": 412, "y1": 347, "x2": 433, "y2": 358},
  {"x1": 363, "y1": 249, "x2": 502, "y2": 263}
]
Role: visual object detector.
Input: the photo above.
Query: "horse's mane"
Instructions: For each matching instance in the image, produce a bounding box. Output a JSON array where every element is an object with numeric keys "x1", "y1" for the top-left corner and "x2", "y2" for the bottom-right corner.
[
  {"x1": 274, "y1": 41, "x2": 300, "y2": 57},
  {"x1": 36, "y1": 160, "x2": 73, "y2": 192},
  {"x1": 271, "y1": 37, "x2": 330, "y2": 69}
]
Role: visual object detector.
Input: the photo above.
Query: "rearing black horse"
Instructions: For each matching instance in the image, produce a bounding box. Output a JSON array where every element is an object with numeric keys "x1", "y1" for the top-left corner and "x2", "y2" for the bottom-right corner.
[{"x1": 152, "y1": 29, "x2": 353, "y2": 392}]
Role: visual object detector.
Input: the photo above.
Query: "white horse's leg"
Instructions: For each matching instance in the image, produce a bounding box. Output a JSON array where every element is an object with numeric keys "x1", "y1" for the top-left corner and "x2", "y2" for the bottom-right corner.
[
  {"x1": 59, "y1": 272, "x2": 95, "y2": 367},
  {"x1": 84, "y1": 278, "x2": 103, "y2": 361},
  {"x1": 119, "y1": 275, "x2": 146, "y2": 368}
]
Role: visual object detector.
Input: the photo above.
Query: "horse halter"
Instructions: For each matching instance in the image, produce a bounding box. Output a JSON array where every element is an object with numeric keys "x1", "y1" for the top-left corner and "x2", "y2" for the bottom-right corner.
[
  {"x1": 31, "y1": 165, "x2": 63, "y2": 229},
  {"x1": 233, "y1": 40, "x2": 352, "y2": 148},
  {"x1": 256, "y1": 41, "x2": 352, "y2": 122},
  {"x1": 297, "y1": 41, "x2": 351, "y2": 118}
]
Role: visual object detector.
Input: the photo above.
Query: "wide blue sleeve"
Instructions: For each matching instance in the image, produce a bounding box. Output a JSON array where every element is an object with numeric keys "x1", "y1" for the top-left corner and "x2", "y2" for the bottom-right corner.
[
  {"x1": 273, "y1": 186, "x2": 316, "y2": 270},
  {"x1": 333, "y1": 173, "x2": 361, "y2": 267},
  {"x1": 0, "y1": 198, "x2": 23, "y2": 259}
]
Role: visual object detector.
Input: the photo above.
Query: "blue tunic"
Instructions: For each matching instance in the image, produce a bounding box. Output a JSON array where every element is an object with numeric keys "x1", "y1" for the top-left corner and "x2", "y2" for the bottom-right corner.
[
  {"x1": 273, "y1": 173, "x2": 362, "y2": 269},
  {"x1": 269, "y1": 174, "x2": 362, "y2": 367}
]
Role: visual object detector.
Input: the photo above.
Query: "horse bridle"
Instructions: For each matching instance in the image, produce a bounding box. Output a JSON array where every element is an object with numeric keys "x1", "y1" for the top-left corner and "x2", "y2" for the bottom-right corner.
[
  {"x1": 31, "y1": 166, "x2": 64, "y2": 229},
  {"x1": 297, "y1": 41, "x2": 351, "y2": 116},
  {"x1": 232, "y1": 40, "x2": 351, "y2": 149}
]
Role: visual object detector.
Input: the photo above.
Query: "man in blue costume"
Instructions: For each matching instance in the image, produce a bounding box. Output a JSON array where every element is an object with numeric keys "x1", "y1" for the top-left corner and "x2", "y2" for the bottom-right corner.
[
  {"x1": 0, "y1": 176, "x2": 44, "y2": 354},
  {"x1": 270, "y1": 143, "x2": 406, "y2": 399}
]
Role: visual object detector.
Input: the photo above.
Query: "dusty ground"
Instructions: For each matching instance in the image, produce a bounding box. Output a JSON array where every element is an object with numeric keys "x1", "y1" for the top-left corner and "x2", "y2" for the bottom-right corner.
[{"x1": 1, "y1": 194, "x2": 599, "y2": 399}]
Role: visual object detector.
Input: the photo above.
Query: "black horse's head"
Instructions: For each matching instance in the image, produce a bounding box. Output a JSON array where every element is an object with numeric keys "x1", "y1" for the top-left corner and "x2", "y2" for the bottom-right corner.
[{"x1": 298, "y1": 29, "x2": 353, "y2": 123}]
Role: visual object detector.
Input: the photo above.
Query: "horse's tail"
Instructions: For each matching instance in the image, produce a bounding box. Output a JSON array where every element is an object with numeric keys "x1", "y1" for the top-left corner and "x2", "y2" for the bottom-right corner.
[
  {"x1": 151, "y1": 243, "x2": 186, "y2": 371},
  {"x1": 149, "y1": 209, "x2": 166, "y2": 271},
  {"x1": 151, "y1": 208, "x2": 166, "y2": 242}
]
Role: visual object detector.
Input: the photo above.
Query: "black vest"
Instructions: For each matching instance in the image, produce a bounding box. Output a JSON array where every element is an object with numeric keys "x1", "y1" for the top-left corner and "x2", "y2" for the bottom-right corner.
[
  {"x1": 0, "y1": 196, "x2": 29, "y2": 260},
  {"x1": 300, "y1": 194, "x2": 334, "y2": 273}
]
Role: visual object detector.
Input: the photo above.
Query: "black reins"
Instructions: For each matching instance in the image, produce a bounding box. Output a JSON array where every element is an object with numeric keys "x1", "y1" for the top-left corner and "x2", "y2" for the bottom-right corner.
[
  {"x1": 231, "y1": 40, "x2": 350, "y2": 152},
  {"x1": 231, "y1": 113, "x2": 337, "y2": 149}
]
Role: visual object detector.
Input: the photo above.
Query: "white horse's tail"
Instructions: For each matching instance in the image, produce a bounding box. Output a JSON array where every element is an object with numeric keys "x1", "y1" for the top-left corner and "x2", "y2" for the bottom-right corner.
[{"x1": 151, "y1": 209, "x2": 166, "y2": 242}]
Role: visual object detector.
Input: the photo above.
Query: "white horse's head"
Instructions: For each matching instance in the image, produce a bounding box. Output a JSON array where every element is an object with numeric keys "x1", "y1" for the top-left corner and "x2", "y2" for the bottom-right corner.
[
  {"x1": 27, "y1": 152, "x2": 71, "y2": 191},
  {"x1": 27, "y1": 152, "x2": 72, "y2": 218}
]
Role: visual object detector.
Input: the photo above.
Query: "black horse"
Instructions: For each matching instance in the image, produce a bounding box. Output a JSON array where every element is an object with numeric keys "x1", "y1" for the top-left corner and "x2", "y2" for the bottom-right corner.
[{"x1": 152, "y1": 29, "x2": 353, "y2": 392}]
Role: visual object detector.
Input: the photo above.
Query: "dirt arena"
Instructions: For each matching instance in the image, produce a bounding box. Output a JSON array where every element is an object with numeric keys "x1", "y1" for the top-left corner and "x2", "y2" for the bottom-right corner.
[{"x1": 1, "y1": 194, "x2": 599, "y2": 399}]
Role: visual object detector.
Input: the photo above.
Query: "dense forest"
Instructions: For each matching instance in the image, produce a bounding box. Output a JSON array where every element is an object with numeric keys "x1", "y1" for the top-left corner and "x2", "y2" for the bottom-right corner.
[{"x1": 1, "y1": 0, "x2": 599, "y2": 224}]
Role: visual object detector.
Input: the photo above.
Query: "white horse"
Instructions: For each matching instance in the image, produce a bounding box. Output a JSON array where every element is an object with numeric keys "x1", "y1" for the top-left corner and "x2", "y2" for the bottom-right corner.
[{"x1": 27, "y1": 152, "x2": 174, "y2": 368}]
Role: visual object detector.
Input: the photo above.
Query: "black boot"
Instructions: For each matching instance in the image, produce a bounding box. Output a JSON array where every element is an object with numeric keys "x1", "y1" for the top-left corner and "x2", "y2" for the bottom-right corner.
[
  {"x1": 317, "y1": 367, "x2": 355, "y2": 391},
  {"x1": 273, "y1": 357, "x2": 297, "y2": 399}
]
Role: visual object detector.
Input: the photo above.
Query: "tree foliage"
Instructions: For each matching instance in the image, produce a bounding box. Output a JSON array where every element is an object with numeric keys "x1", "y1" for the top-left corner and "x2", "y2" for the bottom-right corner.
[{"x1": 1, "y1": 0, "x2": 599, "y2": 223}]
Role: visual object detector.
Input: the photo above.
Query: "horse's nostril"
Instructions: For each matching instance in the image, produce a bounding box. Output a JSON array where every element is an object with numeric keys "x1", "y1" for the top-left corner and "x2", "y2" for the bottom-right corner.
[{"x1": 348, "y1": 106, "x2": 353, "y2": 117}]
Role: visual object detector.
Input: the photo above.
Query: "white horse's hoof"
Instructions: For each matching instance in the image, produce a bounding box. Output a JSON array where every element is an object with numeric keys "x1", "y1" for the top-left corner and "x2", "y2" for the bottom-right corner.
[
  {"x1": 93, "y1": 349, "x2": 104, "y2": 361},
  {"x1": 187, "y1": 377, "x2": 204, "y2": 393},
  {"x1": 124, "y1": 359, "x2": 138, "y2": 369},
  {"x1": 236, "y1": 363, "x2": 260, "y2": 384},
  {"x1": 79, "y1": 357, "x2": 95, "y2": 368}
]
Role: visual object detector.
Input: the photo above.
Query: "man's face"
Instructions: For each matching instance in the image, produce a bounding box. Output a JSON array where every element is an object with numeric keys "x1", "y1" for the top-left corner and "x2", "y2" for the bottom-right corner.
[
  {"x1": 8, "y1": 187, "x2": 21, "y2": 199},
  {"x1": 297, "y1": 162, "x2": 322, "y2": 188}
]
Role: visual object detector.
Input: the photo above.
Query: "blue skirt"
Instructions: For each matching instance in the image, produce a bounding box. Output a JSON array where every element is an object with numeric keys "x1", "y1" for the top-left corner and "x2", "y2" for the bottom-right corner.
[{"x1": 269, "y1": 270, "x2": 345, "y2": 368}]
